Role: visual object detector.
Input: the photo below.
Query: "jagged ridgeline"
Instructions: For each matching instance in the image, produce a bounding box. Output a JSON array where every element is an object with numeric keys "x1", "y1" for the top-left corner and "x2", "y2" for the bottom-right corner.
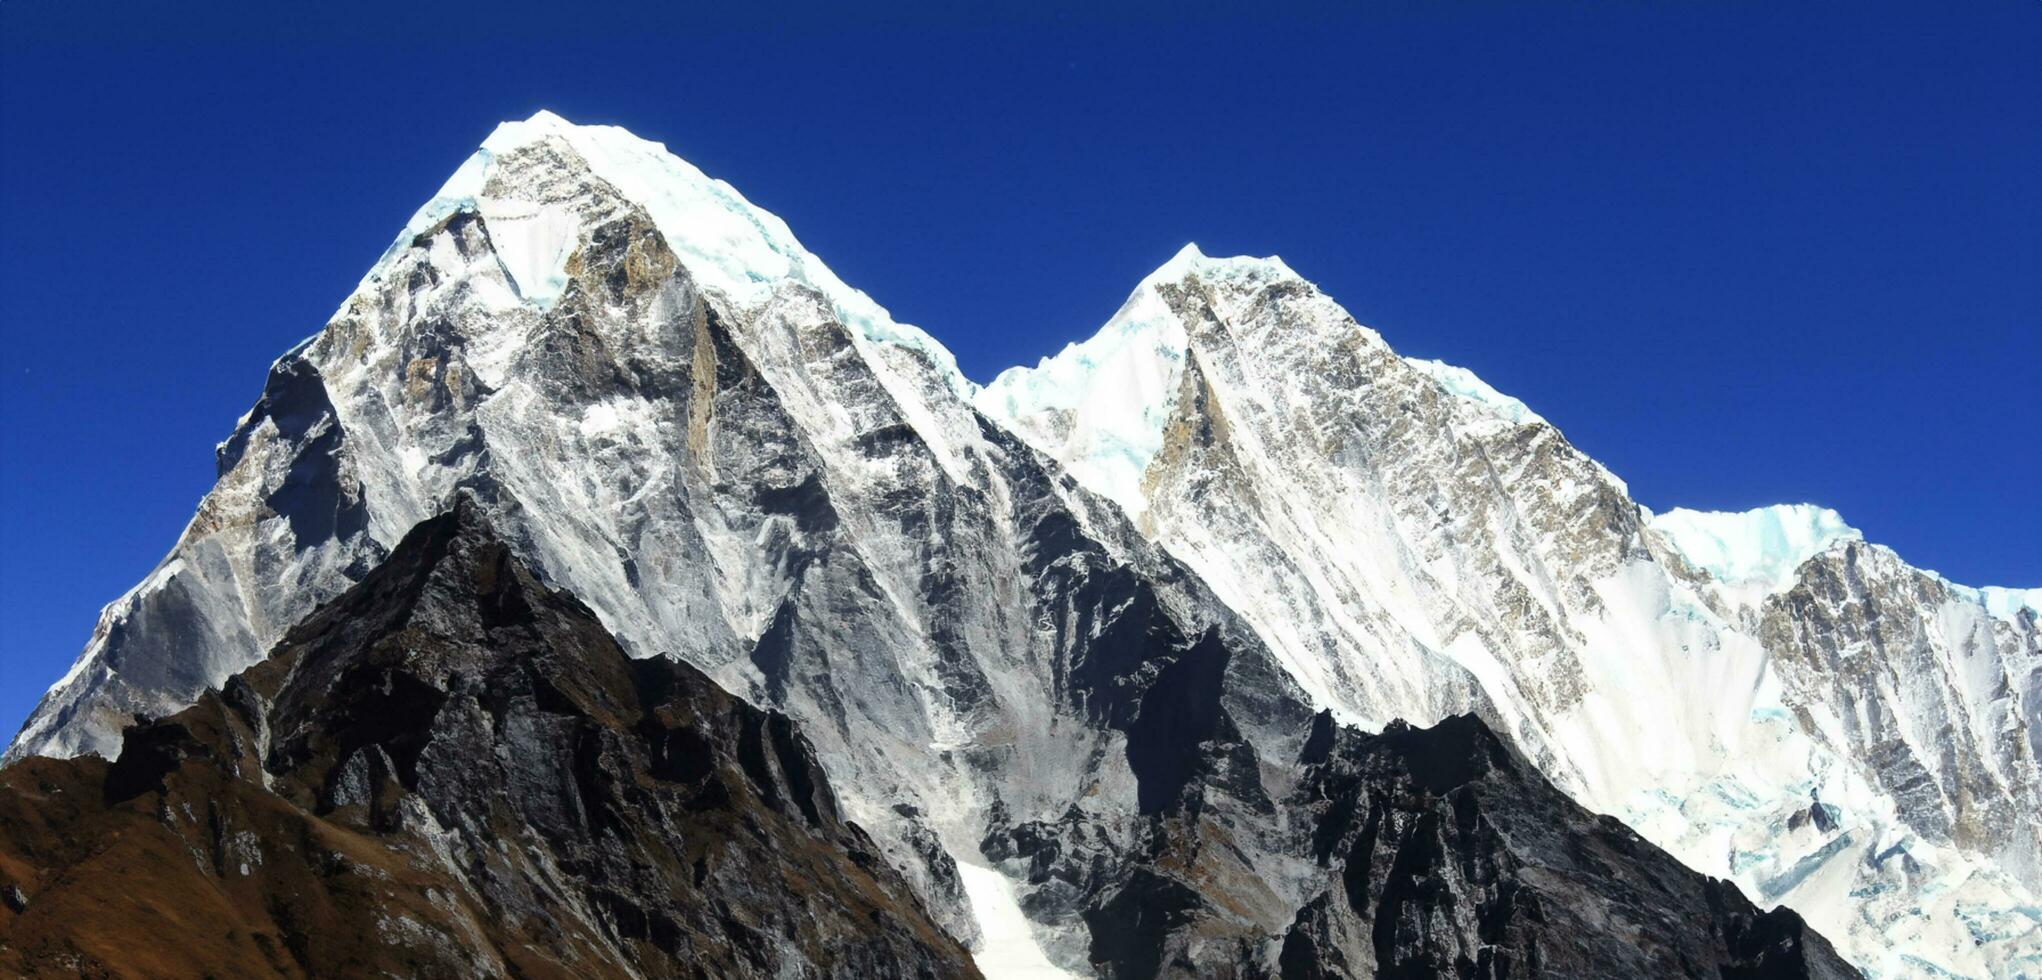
[{"x1": 6, "y1": 112, "x2": 2038, "y2": 977}]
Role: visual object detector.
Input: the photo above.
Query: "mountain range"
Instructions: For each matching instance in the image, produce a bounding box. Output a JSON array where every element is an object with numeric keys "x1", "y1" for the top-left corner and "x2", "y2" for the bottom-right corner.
[{"x1": 4, "y1": 111, "x2": 2035, "y2": 978}]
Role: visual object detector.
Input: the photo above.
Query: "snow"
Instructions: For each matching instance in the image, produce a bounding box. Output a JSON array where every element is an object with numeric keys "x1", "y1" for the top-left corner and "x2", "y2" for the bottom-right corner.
[
  {"x1": 1930, "y1": 579, "x2": 2042, "y2": 621},
  {"x1": 1651, "y1": 504, "x2": 2038, "y2": 623},
  {"x1": 502, "y1": 111, "x2": 967, "y2": 391},
  {"x1": 369, "y1": 148, "x2": 492, "y2": 281},
  {"x1": 1974, "y1": 585, "x2": 2042, "y2": 618},
  {"x1": 368, "y1": 110, "x2": 970, "y2": 393},
  {"x1": 576, "y1": 397, "x2": 656, "y2": 441},
  {"x1": 474, "y1": 198, "x2": 579, "y2": 309},
  {"x1": 976, "y1": 276, "x2": 1187, "y2": 518},
  {"x1": 1649, "y1": 504, "x2": 1860, "y2": 597},
  {"x1": 955, "y1": 862, "x2": 1079, "y2": 979},
  {"x1": 1145, "y1": 241, "x2": 1300, "y2": 284},
  {"x1": 974, "y1": 243, "x2": 1299, "y2": 518},
  {"x1": 1404, "y1": 357, "x2": 1547, "y2": 426},
  {"x1": 982, "y1": 244, "x2": 2042, "y2": 976}
]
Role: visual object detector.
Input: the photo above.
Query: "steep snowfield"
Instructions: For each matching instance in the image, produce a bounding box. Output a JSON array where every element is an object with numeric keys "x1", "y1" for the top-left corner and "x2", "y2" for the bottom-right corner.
[
  {"x1": 976, "y1": 244, "x2": 1285, "y2": 520},
  {"x1": 9, "y1": 112, "x2": 2039, "y2": 977}
]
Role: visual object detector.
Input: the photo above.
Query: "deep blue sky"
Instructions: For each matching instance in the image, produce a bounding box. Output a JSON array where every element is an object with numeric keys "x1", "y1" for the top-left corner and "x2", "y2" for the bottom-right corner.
[{"x1": 2, "y1": 2, "x2": 2037, "y2": 737}]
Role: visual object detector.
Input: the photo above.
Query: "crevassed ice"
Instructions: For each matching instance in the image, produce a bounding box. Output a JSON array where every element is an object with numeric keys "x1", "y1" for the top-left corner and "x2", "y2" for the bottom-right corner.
[
  {"x1": 367, "y1": 110, "x2": 969, "y2": 392},
  {"x1": 1649, "y1": 504, "x2": 1861, "y2": 595}
]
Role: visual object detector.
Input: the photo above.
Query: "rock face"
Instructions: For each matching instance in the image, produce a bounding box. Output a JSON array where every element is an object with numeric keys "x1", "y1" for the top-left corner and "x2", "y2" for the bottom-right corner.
[
  {"x1": 1276, "y1": 713, "x2": 1855, "y2": 980},
  {"x1": 1762, "y1": 540, "x2": 2042, "y2": 884},
  {"x1": 0, "y1": 499, "x2": 977, "y2": 978},
  {"x1": 3, "y1": 110, "x2": 2030, "y2": 975}
]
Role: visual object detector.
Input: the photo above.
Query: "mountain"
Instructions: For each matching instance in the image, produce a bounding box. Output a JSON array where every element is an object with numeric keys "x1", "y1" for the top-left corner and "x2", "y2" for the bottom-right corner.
[
  {"x1": 0, "y1": 499, "x2": 976, "y2": 977},
  {"x1": 5, "y1": 110, "x2": 2034, "y2": 976},
  {"x1": 978, "y1": 249, "x2": 2042, "y2": 977}
]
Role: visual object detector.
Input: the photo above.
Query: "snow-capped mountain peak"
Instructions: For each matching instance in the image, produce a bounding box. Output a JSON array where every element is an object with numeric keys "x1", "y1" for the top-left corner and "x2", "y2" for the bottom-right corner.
[
  {"x1": 1144, "y1": 241, "x2": 1301, "y2": 287},
  {"x1": 982, "y1": 247, "x2": 2042, "y2": 977},
  {"x1": 973, "y1": 244, "x2": 1315, "y2": 518},
  {"x1": 374, "y1": 110, "x2": 968, "y2": 390}
]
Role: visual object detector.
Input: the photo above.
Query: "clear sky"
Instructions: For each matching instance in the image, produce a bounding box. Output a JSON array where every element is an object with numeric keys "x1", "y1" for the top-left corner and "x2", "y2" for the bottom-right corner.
[{"x1": 2, "y1": 2, "x2": 2037, "y2": 739}]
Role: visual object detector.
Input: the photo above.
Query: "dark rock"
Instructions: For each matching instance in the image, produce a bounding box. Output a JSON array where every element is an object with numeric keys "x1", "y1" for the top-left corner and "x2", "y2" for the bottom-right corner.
[
  {"x1": 1268, "y1": 713, "x2": 1860, "y2": 980},
  {"x1": 0, "y1": 499, "x2": 977, "y2": 979}
]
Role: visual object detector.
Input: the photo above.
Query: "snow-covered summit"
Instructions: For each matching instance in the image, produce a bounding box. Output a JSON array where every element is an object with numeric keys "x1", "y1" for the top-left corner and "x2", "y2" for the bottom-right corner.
[
  {"x1": 981, "y1": 242, "x2": 2042, "y2": 977},
  {"x1": 1649, "y1": 503, "x2": 1862, "y2": 598},
  {"x1": 375, "y1": 110, "x2": 968, "y2": 390},
  {"x1": 974, "y1": 244, "x2": 1306, "y2": 516},
  {"x1": 1144, "y1": 241, "x2": 1300, "y2": 286}
]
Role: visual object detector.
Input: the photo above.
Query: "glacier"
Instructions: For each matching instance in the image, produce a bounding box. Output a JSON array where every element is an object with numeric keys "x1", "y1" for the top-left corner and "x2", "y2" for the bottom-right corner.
[
  {"x1": 7, "y1": 111, "x2": 2039, "y2": 979},
  {"x1": 975, "y1": 244, "x2": 1288, "y2": 521}
]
